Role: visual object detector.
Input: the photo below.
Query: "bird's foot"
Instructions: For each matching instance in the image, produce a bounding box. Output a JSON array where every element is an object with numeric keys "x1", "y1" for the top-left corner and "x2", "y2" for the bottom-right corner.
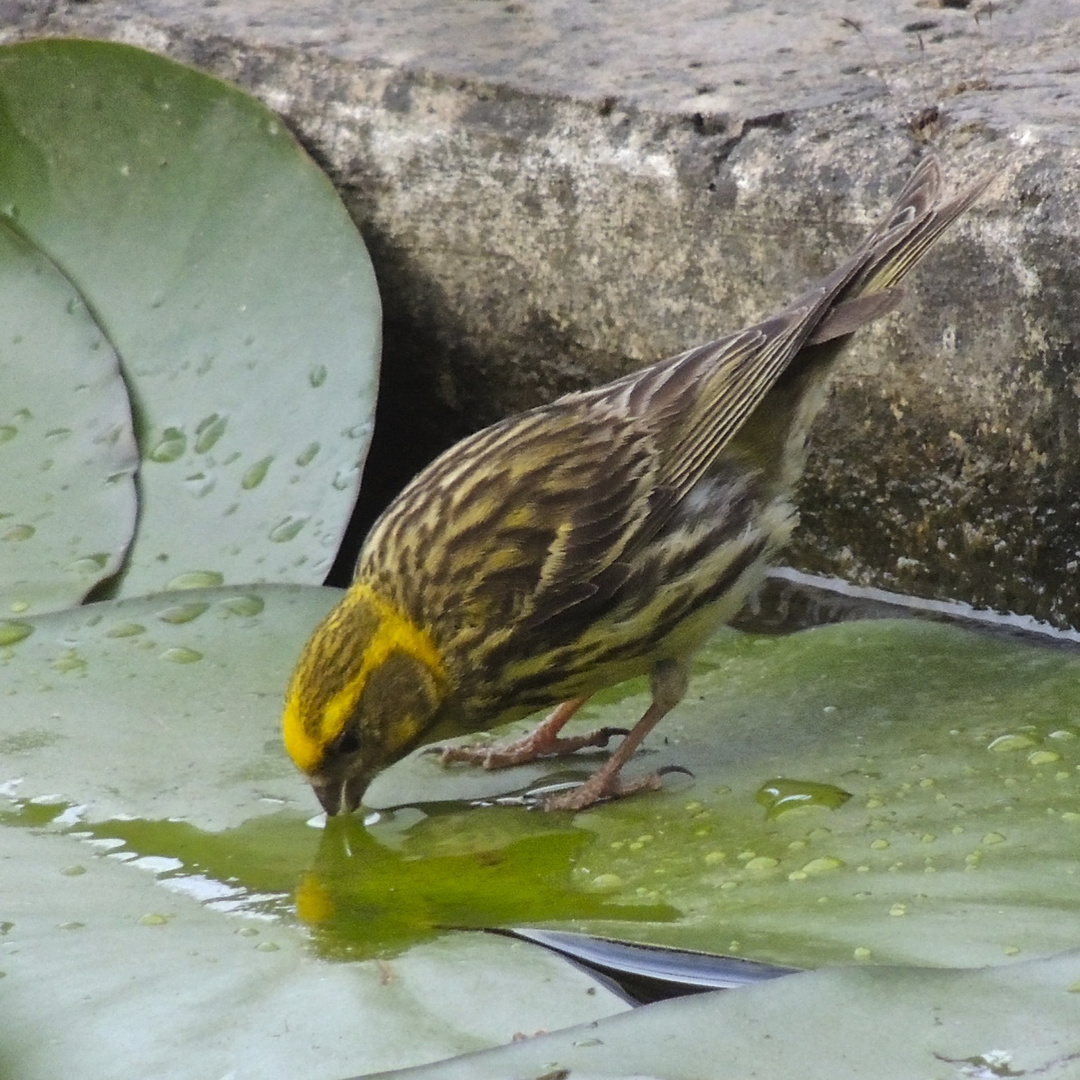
[
  {"x1": 434, "y1": 723, "x2": 630, "y2": 770},
  {"x1": 541, "y1": 764, "x2": 692, "y2": 811}
]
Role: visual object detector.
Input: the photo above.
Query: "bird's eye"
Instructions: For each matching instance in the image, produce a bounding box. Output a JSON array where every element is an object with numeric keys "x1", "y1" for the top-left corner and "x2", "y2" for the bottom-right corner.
[{"x1": 332, "y1": 728, "x2": 360, "y2": 756}]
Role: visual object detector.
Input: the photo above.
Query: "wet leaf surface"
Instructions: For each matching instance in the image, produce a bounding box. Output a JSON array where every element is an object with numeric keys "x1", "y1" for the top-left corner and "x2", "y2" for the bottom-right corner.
[
  {"x1": 0, "y1": 220, "x2": 137, "y2": 614},
  {"x1": 0, "y1": 39, "x2": 380, "y2": 595},
  {"x1": 4, "y1": 598, "x2": 1080, "y2": 1078}
]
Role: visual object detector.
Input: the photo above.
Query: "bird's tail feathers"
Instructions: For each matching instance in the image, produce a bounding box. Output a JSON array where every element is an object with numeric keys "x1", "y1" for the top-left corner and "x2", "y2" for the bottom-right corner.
[
  {"x1": 792, "y1": 156, "x2": 993, "y2": 348},
  {"x1": 841, "y1": 157, "x2": 995, "y2": 301}
]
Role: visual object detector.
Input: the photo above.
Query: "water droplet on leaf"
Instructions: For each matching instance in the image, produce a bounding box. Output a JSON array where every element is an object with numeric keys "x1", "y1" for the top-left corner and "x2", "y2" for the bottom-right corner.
[
  {"x1": 157, "y1": 602, "x2": 209, "y2": 625},
  {"x1": 67, "y1": 553, "x2": 110, "y2": 575},
  {"x1": 800, "y1": 856, "x2": 844, "y2": 875},
  {"x1": 241, "y1": 456, "x2": 273, "y2": 490},
  {"x1": 755, "y1": 778, "x2": 852, "y2": 819},
  {"x1": 332, "y1": 464, "x2": 359, "y2": 491},
  {"x1": 50, "y1": 650, "x2": 88, "y2": 674},
  {"x1": 295, "y1": 442, "x2": 320, "y2": 467},
  {"x1": 220, "y1": 594, "x2": 265, "y2": 617},
  {"x1": 148, "y1": 427, "x2": 187, "y2": 463},
  {"x1": 183, "y1": 472, "x2": 215, "y2": 498},
  {"x1": 194, "y1": 413, "x2": 227, "y2": 453},
  {"x1": 166, "y1": 571, "x2": 224, "y2": 590},
  {"x1": 589, "y1": 873, "x2": 624, "y2": 892},
  {"x1": 988, "y1": 733, "x2": 1037, "y2": 753},
  {"x1": 0, "y1": 621, "x2": 33, "y2": 646},
  {"x1": 269, "y1": 515, "x2": 308, "y2": 542},
  {"x1": 1028, "y1": 750, "x2": 1062, "y2": 766},
  {"x1": 160, "y1": 647, "x2": 203, "y2": 664},
  {"x1": 744, "y1": 856, "x2": 779, "y2": 871}
]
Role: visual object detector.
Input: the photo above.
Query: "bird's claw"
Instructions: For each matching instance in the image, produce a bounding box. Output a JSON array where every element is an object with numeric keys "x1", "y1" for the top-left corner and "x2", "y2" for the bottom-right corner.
[
  {"x1": 655, "y1": 763, "x2": 694, "y2": 780},
  {"x1": 541, "y1": 762, "x2": 694, "y2": 811}
]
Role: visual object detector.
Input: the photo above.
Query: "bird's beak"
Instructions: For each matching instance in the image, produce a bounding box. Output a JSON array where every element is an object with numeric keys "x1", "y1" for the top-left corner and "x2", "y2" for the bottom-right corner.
[
  {"x1": 311, "y1": 775, "x2": 346, "y2": 816},
  {"x1": 309, "y1": 767, "x2": 368, "y2": 817}
]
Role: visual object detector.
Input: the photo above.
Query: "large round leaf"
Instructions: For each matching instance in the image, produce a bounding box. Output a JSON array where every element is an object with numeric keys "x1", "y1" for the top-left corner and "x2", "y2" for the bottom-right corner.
[
  {"x1": 5, "y1": 599, "x2": 1080, "y2": 1078},
  {"x1": 0, "y1": 219, "x2": 137, "y2": 614},
  {"x1": 0, "y1": 39, "x2": 380, "y2": 595},
  {"x1": 359, "y1": 950, "x2": 1080, "y2": 1080}
]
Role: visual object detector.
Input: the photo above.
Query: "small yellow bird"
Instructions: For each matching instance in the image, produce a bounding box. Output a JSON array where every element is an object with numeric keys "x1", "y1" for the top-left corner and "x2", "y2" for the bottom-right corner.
[{"x1": 284, "y1": 156, "x2": 988, "y2": 815}]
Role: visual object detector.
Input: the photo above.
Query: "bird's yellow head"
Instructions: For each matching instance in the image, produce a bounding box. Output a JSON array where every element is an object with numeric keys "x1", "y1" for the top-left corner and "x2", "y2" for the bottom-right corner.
[{"x1": 282, "y1": 583, "x2": 449, "y2": 816}]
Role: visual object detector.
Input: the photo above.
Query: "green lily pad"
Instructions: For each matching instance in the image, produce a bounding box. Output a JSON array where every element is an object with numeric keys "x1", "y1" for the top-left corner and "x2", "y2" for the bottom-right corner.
[
  {"x1": 0, "y1": 219, "x2": 137, "y2": 615},
  {"x1": 6, "y1": 611, "x2": 1079, "y2": 975},
  {"x1": 5, "y1": 598, "x2": 1080, "y2": 1078},
  {"x1": 0, "y1": 39, "x2": 380, "y2": 595},
  {"x1": 361, "y1": 949, "x2": 1080, "y2": 1080}
]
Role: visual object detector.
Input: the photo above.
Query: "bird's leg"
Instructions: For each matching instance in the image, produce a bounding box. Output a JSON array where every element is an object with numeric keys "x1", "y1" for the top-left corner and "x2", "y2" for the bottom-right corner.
[
  {"x1": 436, "y1": 695, "x2": 629, "y2": 769},
  {"x1": 543, "y1": 659, "x2": 691, "y2": 811}
]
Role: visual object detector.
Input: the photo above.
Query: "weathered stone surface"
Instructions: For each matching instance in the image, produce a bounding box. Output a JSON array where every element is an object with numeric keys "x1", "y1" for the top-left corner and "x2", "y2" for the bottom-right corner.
[{"x1": 4, "y1": 1, "x2": 1080, "y2": 626}]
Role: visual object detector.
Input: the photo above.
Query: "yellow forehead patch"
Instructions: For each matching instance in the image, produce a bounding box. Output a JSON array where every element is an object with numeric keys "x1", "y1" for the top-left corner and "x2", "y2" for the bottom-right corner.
[
  {"x1": 282, "y1": 583, "x2": 446, "y2": 774},
  {"x1": 282, "y1": 695, "x2": 323, "y2": 773}
]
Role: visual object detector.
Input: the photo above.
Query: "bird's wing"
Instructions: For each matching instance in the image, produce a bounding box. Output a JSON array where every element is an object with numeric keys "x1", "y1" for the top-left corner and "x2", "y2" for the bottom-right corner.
[{"x1": 358, "y1": 400, "x2": 654, "y2": 641}]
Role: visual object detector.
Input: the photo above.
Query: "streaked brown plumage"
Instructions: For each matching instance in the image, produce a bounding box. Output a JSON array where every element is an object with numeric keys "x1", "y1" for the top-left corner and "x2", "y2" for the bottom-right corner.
[{"x1": 283, "y1": 156, "x2": 989, "y2": 815}]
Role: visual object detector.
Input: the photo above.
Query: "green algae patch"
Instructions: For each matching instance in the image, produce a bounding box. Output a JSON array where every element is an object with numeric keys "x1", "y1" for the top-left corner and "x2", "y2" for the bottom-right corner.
[
  {"x1": 0, "y1": 813, "x2": 628, "y2": 1080},
  {"x1": 0, "y1": 796, "x2": 675, "y2": 962},
  {"x1": 300, "y1": 807, "x2": 677, "y2": 959}
]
